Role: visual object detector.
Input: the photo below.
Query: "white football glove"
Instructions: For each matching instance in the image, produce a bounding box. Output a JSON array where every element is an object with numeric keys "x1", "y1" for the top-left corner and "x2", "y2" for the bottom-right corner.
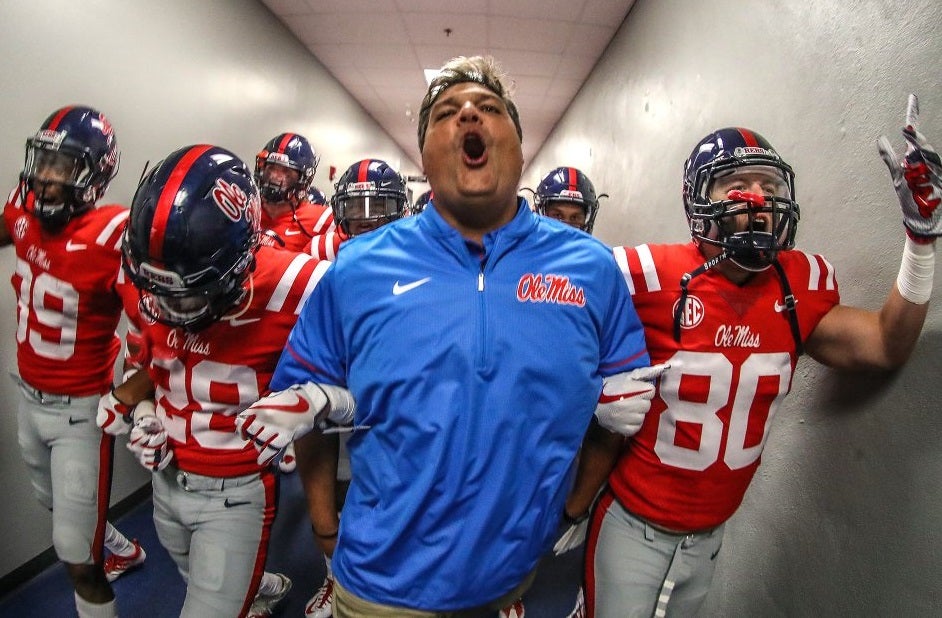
[
  {"x1": 877, "y1": 94, "x2": 942, "y2": 241},
  {"x1": 595, "y1": 363, "x2": 670, "y2": 436},
  {"x1": 553, "y1": 512, "x2": 590, "y2": 556},
  {"x1": 126, "y1": 401, "x2": 173, "y2": 472},
  {"x1": 236, "y1": 382, "x2": 356, "y2": 468},
  {"x1": 96, "y1": 390, "x2": 134, "y2": 436}
]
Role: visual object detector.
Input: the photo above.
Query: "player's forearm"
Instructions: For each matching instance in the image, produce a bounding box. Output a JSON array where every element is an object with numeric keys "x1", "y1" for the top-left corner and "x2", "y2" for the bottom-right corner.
[
  {"x1": 565, "y1": 422, "x2": 623, "y2": 518},
  {"x1": 878, "y1": 282, "x2": 931, "y2": 368},
  {"x1": 112, "y1": 368, "x2": 156, "y2": 406},
  {"x1": 296, "y1": 430, "x2": 340, "y2": 555}
]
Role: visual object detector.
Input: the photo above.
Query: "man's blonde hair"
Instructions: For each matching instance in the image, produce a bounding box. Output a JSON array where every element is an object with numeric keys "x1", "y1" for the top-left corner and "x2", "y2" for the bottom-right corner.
[{"x1": 417, "y1": 55, "x2": 522, "y2": 152}]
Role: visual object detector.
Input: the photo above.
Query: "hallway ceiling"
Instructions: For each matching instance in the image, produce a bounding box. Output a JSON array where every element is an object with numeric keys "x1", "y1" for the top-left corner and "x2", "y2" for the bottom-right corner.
[{"x1": 261, "y1": 0, "x2": 636, "y2": 169}]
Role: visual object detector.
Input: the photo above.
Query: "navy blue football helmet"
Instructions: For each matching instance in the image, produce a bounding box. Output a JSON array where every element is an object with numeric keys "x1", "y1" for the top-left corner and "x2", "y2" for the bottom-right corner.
[
  {"x1": 534, "y1": 167, "x2": 600, "y2": 234},
  {"x1": 412, "y1": 190, "x2": 433, "y2": 214},
  {"x1": 331, "y1": 159, "x2": 407, "y2": 236},
  {"x1": 123, "y1": 145, "x2": 261, "y2": 332},
  {"x1": 683, "y1": 127, "x2": 799, "y2": 271},
  {"x1": 22, "y1": 105, "x2": 120, "y2": 228},
  {"x1": 307, "y1": 185, "x2": 327, "y2": 205},
  {"x1": 254, "y1": 133, "x2": 319, "y2": 205}
]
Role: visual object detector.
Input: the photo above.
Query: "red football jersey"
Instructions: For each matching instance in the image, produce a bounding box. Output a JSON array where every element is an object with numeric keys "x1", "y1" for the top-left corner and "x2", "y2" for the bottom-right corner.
[
  {"x1": 135, "y1": 246, "x2": 330, "y2": 477},
  {"x1": 259, "y1": 200, "x2": 334, "y2": 252},
  {"x1": 609, "y1": 242, "x2": 840, "y2": 530},
  {"x1": 4, "y1": 184, "x2": 129, "y2": 396}
]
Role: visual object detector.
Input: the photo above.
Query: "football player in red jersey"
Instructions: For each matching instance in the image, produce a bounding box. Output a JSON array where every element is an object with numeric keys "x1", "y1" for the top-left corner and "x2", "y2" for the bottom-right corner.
[
  {"x1": 255, "y1": 132, "x2": 334, "y2": 254},
  {"x1": 296, "y1": 157, "x2": 409, "y2": 618},
  {"x1": 561, "y1": 95, "x2": 939, "y2": 618},
  {"x1": 102, "y1": 144, "x2": 336, "y2": 617},
  {"x1": 301, "y1": 158, "x2": 409, "y2": 262},
  {"x1": 1, "y1": 105, "x2": 145, "y2": 618},
  {"x1": 254, "y1": 132, "x2": 332, "y2": 475}
]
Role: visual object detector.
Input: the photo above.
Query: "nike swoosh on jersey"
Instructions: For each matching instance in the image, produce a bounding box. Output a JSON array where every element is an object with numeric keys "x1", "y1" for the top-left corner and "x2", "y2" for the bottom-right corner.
[
  {"x1": 68, "y1": 416, "x2": 89, "y2": 425},
  {"x1": 392, "y1": 277, "x2": 431, "y2": 295},
  {"x1": 224, "y1": 498, "x2": 251, "y2": 508},
  {"x1": 65, "y1": 240, "x2": 87, "y2": 251},
  {"x1": 773, "y1": 299, "x2": 797, "y2": 312},
  {"x1": 284, "y1": 229, "x2": 302, "y2": 236}
]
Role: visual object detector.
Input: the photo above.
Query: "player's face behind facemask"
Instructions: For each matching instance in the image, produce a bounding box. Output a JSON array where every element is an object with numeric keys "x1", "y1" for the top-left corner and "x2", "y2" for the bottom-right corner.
[
  {"x1": 339, "y1": 195, "x2": 401, "y2": 237},
  {"x1": 701, "y1": 165, "x2": 795, "y2": 272},
  {"x1": 25, "y1": 149, "x2": 83, "y2": 218},
  {"x1": 259, "y1": 162, "x2": 302, "y2": 207},
  {"x1": 542, "y1": 201, "x2": 588, "y2": 231}
]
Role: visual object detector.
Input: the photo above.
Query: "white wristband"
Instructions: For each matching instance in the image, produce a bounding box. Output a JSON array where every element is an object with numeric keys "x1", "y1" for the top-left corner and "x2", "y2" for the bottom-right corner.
[{"x1": 896, "y1": 237, "x2": 936, "y2": 304}]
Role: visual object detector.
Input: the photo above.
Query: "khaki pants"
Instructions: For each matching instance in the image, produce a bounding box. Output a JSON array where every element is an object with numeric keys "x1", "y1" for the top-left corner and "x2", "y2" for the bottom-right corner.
[{"x1": 334, "y1": 568, "x2": 538, "y2": 618}]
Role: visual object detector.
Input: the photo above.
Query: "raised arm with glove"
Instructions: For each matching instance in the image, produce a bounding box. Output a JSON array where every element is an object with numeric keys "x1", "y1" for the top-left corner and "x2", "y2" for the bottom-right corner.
[{"x1": 877, "y1": 93, "x2": 939, "y2": 307}]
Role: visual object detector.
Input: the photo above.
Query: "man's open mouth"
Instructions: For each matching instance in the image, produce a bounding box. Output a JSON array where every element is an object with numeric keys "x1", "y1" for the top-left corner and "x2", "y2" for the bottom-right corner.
[{"x1": 462, "y1": 133, "x2": 487, "y2": 165}]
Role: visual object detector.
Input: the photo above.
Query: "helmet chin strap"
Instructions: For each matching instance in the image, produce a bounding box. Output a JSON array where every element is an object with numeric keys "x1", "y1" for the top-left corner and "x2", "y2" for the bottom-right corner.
[
  {"x1": 673, "y1": 251, "x2": 731, "y2": 343},
  {"x1": 672, "y1": 250, "x2": 804, "y2": 357},
  {"x1": 769, "y1": 259, "x2": 804, "y2": 356}
]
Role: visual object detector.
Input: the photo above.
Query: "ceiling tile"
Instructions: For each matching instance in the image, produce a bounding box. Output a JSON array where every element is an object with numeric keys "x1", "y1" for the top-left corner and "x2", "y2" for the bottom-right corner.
[
  {"x1": 488, "y1": 17, "x2": 575, "y2": 53},
  {"x1": 402, "y1": 13, "x2": 489, "y2": 45},
  {"x1": 580, "y1": 0, "x2": 636, "y2": 25},
  {"x1": 563, "y1": 23, "x2": 617, "y2": 57},
  {"x1": 396, "y1": 0, "x2": 490, "y2": 13},
  {"x1": 303, "y1": 0, "x2": 400, "y2": 13},
  {"x1": 487, "y1": 0, "x2": 585, "y2": 22}
]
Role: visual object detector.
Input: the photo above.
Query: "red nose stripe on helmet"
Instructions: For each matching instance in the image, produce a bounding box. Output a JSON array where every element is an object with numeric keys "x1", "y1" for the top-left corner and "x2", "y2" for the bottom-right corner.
[
  {"x1": 567, "y1": 167, "x2": 578, "y2": 193},
  {"x1": 46, "y1": 106, "x2": 75, "y2": 131},
  {"x1": 736, "y1": 128, "x2": 759, "y2": 148},
  {"x1": 277, "y1": 133, "x2": 295, "y2": 154},
  {"x1": 357, "y1": 160, "x2": 371, "y2": 183},
  {"x1": 150, "y1": 144, "x2": 213, "y2": 261}
]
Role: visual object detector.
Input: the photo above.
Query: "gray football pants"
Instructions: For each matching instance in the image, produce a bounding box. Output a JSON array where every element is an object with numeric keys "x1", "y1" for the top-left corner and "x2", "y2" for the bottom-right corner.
[{"x1": 585, "y1": 491, "x2": 725, "y2": 618}]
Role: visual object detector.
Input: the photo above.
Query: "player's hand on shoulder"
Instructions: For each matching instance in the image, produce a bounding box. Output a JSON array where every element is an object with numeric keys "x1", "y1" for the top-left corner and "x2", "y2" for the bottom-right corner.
[
  {"x1": 877, "y1": 93, "x2": 942, "y2": 241},
  {"x1": 594, "y1": 363, "x2": 670, "y2": 436}
]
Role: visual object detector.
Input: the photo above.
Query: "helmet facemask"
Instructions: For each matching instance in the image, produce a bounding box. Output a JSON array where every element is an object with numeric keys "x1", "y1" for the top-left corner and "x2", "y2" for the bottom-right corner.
[
  {"x1": 331, "y1": 159, "x2": 407, "y2": 237},
  {"x1": 23, "y1": 139, "x2": 100, "y2": 228},
  {"x1": 687, "y1": 162, "x2": 799, "y2": 272},
  {"x1": 124, "y1": 241, "x2": 255, "y2": 333},
  {"x1": 335, "y1": 195, "x2": 403, "y2": 237},
  {"x1": 256, "y1": 161, "x2": 304, "y2": 206}
]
